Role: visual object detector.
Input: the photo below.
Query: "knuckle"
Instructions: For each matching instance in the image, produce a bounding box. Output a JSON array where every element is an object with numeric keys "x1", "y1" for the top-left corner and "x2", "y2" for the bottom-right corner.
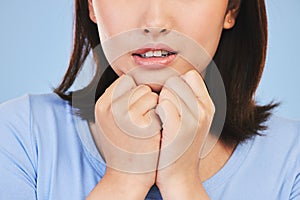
[
  {"x1": 208, "y1": 102, "x2": 216, "y2": 116},
  {"x1": 158, "y1": 88, "x2": 167, "y2": 99},
  {"x1": 149, "y1": 92, "x2": 159, "y2": 102},
  {"x1": 95, "y1": 98, "x2": 105, "y2": 112},
  {"x1": 141, "y1": 84, "x2": 152, "y2": 92},
  {"x1": 160, "y1": 99, "x2": 172, "y2": 109},
  {"x1": 95, "y1": 96, "x2": 112, "y2": 115},
  {"x1": 197, "y1": 103, "x2": 214, "y2": 123},
  {"x1": 135, "y1": 84, "x2": 151, "y2": 94}
]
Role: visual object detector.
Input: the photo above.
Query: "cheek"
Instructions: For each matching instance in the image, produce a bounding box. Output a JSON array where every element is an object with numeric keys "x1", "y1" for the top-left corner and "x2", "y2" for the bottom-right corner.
[
  {"x1": 92, "y1": 2, "x2": 118, "y2": 41},
  {"x1": 176, "y1": 8, "x2": 226, "y2": 58},
  {"x1": 93, "y1": 1, "x2": 142, "y2": 41},
  {"x1": 193, "y1": 24, "x2": 224, "y2": 58},
  {"x1": 110, "y1": 55, "x2": 134, "y2": 75}
]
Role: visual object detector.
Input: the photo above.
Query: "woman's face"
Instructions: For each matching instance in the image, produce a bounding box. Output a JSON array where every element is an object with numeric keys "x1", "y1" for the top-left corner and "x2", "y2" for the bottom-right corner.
[{"x1": 89, "y1": 0, "x2": 237, "y2": 90}]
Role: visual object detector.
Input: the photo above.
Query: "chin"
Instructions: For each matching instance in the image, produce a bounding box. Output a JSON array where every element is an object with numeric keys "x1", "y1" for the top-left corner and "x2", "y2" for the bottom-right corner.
[{"x1": 127, "y1": 66, "x2": 181, "y2": 91}]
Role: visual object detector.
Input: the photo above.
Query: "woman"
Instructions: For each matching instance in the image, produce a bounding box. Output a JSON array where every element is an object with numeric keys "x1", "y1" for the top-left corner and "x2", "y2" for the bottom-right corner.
[{"x1": 0, "y1": 0, "x2": 299, "y2": 199}]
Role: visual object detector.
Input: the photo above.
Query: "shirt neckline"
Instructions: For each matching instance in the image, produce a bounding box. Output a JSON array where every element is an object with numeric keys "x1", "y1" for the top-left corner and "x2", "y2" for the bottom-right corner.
[{"x1": 202, "y1": 136, "x2": 255, "y2": 192}]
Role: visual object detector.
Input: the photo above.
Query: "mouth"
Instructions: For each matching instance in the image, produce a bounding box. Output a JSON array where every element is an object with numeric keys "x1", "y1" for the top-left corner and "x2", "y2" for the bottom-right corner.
[{"x1": 131, "y1": 44, "x2": 178, "y2": 69}]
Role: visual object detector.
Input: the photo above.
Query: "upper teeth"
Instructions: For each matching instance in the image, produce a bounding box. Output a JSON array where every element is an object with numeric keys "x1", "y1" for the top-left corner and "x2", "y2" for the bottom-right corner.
[{"x1": 141, "y1": 50, "x2": 171, "y2": 58}]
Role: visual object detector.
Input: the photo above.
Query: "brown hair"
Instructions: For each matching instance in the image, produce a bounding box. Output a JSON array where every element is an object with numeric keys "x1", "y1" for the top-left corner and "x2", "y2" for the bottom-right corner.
[{"x1": 54, "y1": 0, "x2": 278, "y2": 146}]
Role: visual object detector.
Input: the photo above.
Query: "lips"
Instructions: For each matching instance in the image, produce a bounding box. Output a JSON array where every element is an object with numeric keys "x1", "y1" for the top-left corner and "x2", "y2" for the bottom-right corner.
[{"x1": 131, "y1": 44, "x2": 178, "y2": 69}]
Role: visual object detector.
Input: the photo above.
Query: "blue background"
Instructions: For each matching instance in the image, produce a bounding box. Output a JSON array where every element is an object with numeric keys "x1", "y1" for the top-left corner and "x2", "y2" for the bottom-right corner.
[{"x1": 0, "y1": 0, "x2": 299, "y2": 119}]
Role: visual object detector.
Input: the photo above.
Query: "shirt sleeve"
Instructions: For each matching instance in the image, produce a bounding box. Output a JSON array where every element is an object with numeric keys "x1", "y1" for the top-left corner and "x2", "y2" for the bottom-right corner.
[
  {"x1": 289, "y1": 124, "x2": 300, "y2": 200},
  {"x1": 290, "y1": 173, "x2": 300, "y2": 199},
  {"x1": 0, "y1": 95, "x2": 37, "y2": 199}
]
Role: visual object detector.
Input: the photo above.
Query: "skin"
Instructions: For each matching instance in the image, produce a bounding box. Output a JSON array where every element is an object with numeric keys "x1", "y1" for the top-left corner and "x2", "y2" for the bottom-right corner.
[
  {"x1": 86, "y1": 0, "x2": 240, "y2": 199},
  {"x1": 89, "y1": 0, "x2": 237, "y2": 79}
]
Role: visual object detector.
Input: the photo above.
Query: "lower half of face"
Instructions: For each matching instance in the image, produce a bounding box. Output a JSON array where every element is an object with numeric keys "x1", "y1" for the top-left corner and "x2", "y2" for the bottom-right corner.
[{"x1": 92, "y1": 0, "x2": 229, "y2": 91}]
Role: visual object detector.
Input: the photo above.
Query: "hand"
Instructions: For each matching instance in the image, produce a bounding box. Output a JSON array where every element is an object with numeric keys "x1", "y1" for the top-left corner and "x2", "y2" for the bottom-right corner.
[
  {"x1": 155, "y1": 70, "x2": 214, "y2": 199},
  {"x1": 92, "y1": 75, "x2": 161, "y2": 196}
]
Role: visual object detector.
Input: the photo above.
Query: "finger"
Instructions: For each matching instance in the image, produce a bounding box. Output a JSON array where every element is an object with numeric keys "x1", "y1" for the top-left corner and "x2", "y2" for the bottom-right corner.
[
  {"x1": 128, "y1": 85, "x2": 152, "y2": 106},
  {"x1": 159, "y1": 86, "x2": 180, "y2": 114},
  {"x1": 112, "y1": 89, "x2": 160, "y2": 139},
  {"x1": 99, "y1": 74, "x2": 136, "y2": 103},
  {"x1": 156, "y1": 100, "x2": 180, "y2": 143},
  {"x1": 129, "y1": 92, "x2": 159, "y2": 126},
  {"x1": 110, "y1": 75, "x2": 137, "y2": 102},
  {"x1": 157, "y1": 97, "x2": 198, "y2": 138},
  {"x1": 95, "y1": 75, "x2": 136, "y2": 116},
  {"x1": 164, "y1": 76, "x2": 199, "y2": 119},
  {"x1": 181, "y1": 70, "x2": 214, "y2": 109},
  {"x1": 157, "y1": 99, "x2": 198, "y2": 169}
]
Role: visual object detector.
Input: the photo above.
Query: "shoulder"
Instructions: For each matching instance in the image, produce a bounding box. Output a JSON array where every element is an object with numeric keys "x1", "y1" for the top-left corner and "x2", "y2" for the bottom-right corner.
[
  {"x1": 0, "y1": 93, "x2": 72, "y2": 160},
  {"x1": 261, "y1": 115, "x2": 300, "y2": 147},
  {"x1": 266, "y1": 114, "x2": 300, "y2": 132},
  {"x1": 0, "y1": 93, "x2": 68, "y2": 117},
  {"x1": 0, "y1": 93, "x2": 70, "y2": 133},
  {"x1": 28, "y1": 93, "x2": 72, "y2": 120},
  {"x1": 250, "y1": 114, "x2": 300, "y2": 167},
  {"x1": 0, "y1": 93, "x2": 69, "y2": 189},
  {"x1": 0, "y1": 94, "x2": 96, "y2": 198}
]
